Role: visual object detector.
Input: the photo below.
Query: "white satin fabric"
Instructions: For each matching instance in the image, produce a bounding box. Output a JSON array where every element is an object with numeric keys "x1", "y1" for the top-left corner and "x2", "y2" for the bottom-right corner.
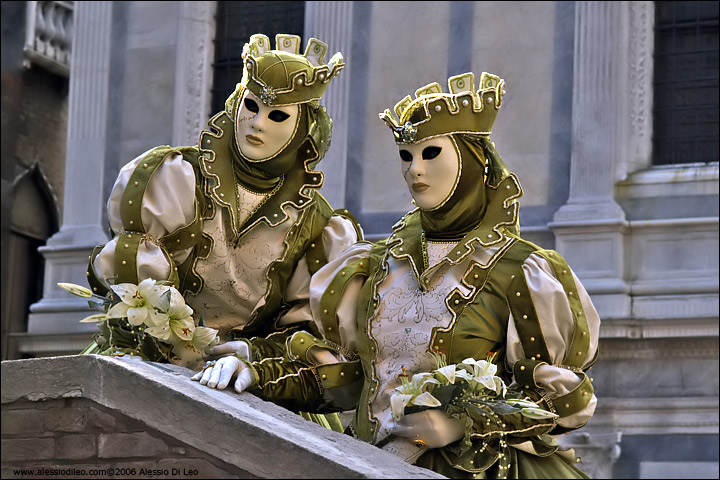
[
  {"x1": 95, "y1": 152, "x2": 360, "y2": 338},
  {"x1": 505, "y1": 253, "x2": 600, "y2": 428}
]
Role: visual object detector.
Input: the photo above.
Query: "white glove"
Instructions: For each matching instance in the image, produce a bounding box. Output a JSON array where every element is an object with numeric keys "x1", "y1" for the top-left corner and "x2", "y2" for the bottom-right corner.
[
  {"x1": 390, "y1": 409, "x2": 466, "y2": 449},
  {"x1": 190, "y1": 356, "x2": 256, "y2": 393},
  {"x1": 203, "y1": 340, "x2": 252, "y2": 361}
]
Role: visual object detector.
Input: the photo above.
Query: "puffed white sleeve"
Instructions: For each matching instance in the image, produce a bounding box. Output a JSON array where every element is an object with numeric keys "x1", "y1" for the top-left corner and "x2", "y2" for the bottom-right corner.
[
  {"x1": 505, "y1": 252, "x2": 601, "y2": 430},
  {"x1": 93, "y1": 149, "x2": 197, "y2": 287},
  {"x1": 276, "y1": 215, "x2": 363, "y2": 326}
]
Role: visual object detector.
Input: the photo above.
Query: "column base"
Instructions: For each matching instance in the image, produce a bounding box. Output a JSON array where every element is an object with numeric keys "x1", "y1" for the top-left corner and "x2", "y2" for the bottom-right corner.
[
  {"x1": 29, "y1": 225, "x2": 109, "y2": 339},
  {"x1": 549, "y1": 209, "x2": 631, "y2": 319}
]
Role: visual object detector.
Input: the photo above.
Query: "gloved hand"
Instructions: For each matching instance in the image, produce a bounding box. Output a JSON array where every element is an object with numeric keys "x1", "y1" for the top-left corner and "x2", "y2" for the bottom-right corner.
[
  {"x1": 190, "y1": 355, "x2": 256, "y2": 393},
  {"x1": 390, "y1": 409, "x2": 466, "y2": 449},
  {"x1": 203, "y1": 340, "x2": 252, "y2": 361}
]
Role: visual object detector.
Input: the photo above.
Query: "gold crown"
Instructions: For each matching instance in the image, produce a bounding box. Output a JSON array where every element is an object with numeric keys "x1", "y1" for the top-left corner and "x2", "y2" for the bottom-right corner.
[
  {"x1": 241, "y1": 34, "x2": 345, "y2": 106},
  {"x1": 379, "y1": 72, "x2": 506, "y2": 144}
]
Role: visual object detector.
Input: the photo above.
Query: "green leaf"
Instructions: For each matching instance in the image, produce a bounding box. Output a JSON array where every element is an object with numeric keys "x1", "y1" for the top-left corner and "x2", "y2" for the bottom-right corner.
[
  {"x1": 433, "y1": 383, "x2": 466, "y2": 407},
  {"x1": 486, "y1": 401, "x2": 523, "y2": 415}
]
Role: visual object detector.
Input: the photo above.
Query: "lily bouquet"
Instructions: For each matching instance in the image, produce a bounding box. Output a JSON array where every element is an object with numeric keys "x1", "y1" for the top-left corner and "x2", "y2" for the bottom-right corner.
[
  {"x1": 391, "y1": 352, "x2": 558, "y2": 450},
  {"x1": 59, "y1": 279, "x2": 218, "y2": 369}
]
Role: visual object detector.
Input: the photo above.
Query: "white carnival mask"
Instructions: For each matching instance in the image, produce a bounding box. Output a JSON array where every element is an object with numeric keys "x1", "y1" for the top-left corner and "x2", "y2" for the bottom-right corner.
[
  {"x1": 234, "y1": 89, "x2": 300, "y2": 162},
  {"x1": 399, "y1": 135, "x2": 461, "y2": 210}
]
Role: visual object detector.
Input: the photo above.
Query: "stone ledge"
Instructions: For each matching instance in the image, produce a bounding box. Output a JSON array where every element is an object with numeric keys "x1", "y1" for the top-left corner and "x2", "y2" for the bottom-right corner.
[{"x1": 1, "y1": 355, "x2": 445, "y2": 479}]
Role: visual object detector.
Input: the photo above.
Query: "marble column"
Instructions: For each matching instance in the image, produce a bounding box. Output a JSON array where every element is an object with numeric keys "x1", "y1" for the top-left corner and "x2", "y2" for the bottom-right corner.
[
  {"x1": 26, "y1": 2, "x2": 114, "y2": 351},
  {"x1": 549, "y1": 2, "x2": 654, "y2": 318},
  {"x1": 304, "y1": 1, "x2": 353, "y2": 209},
  {"x1": 172, "y1": 1, "x2": 217, "y2": 146}
]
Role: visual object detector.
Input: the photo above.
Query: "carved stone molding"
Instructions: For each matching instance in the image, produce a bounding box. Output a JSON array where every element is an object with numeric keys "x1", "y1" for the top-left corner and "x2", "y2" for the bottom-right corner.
[
  {"x1": 558, "y1": 431, "x2": 622, "y2": 480},
  {"x1": 172, "y1": 1, "x2": 216, "y2": 146},
  {"x1": 598, "y1": 336, "x2": 718, "y2": 360},
  {"x1": 626, "y1": 1, "x2": 654, "y2": 175},
  {"x1": 588, "y1": 396, "x2": 719, "y2": 435},
  {"x1": 23, "y1": 1, "x2": 74, "y2": 77}
]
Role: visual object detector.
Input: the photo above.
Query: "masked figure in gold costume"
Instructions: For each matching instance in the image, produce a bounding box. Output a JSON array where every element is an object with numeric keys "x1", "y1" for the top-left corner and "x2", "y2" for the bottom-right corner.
[
  {"x1": 191, "y1": 72, "x2": 600, "y2": 479},
  {"x1": 85, "y1": 35, "x2": 361, "y2": 415}
]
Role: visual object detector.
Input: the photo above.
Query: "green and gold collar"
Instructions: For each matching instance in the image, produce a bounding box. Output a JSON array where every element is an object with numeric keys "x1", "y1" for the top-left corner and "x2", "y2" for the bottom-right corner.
[{"x1": 386, "y1": 172, "x2": 523, "y2": 281}]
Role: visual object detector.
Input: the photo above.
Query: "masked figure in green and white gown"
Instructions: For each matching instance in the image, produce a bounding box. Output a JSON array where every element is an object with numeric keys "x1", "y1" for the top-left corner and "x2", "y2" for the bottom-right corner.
[
  {"x1": 196, "y1": 72, "x2": 601, "y2": 479},
  {"x1": 85, "y1": 34, "x2": 362, "y2": 394}
]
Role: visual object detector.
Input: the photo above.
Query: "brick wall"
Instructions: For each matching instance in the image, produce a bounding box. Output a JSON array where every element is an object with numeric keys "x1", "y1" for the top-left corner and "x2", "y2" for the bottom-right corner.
[{"x1": 1, "y1": 397, "x2": 253, "y2": 479}]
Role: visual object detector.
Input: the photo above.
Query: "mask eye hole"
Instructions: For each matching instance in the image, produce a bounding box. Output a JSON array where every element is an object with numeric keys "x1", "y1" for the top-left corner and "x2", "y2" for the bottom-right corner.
[
  {"x1": 244, "y1": 98, "x2": 259, "y2": 113},
  {"x1": 399, "y1": 150, "x2": 413, "y2": 162},
  {"x1": 268, "y1": 110, "x2": 291, "y2": 123},
  {"x1": 422, "y1": 146, "x2": 442, "y2": 159}
]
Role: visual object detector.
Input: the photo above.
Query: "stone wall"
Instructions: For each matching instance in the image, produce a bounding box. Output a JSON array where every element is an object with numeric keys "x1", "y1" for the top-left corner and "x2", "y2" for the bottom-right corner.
[
  {"x1": 1, "y1": 355, "x2": 445, "y2": 479},
  {"x1": 2, "y1": 398, "x2": 247, "y2": 478}
]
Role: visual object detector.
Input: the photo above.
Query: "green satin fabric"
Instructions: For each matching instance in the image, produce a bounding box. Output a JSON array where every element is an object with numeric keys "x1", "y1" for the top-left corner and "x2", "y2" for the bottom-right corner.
[{"x1": 415, "y1": 447, "x2": 590, "y2": 479}]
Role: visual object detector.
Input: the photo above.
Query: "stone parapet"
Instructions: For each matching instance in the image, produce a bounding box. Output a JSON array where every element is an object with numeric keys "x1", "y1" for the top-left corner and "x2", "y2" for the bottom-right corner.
[{"x1": 1, "y1": 355, "x2": 445, "y2": 479}]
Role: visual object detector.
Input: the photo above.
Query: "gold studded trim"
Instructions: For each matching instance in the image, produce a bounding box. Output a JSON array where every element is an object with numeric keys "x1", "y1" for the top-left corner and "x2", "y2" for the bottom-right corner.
[
  {"x1": 550, "y1": 372, "x2": 594, "y2": 418},
  {"x1": 536, "y1": 250, "x2": 591, "y2": 369},
  {"x1": 286, "y1": 330, "x2": 329, "y2": 363},
  {"x1": 318, "y1": 258, "x2": 369, "y2": 346},
  {"x1": 508, "y1": 270, "x2": 552, "y2": 364},
  {"x1": 113, "y1": 232, "x2": 143, "y2": 285},
  {"x1": 119, "y1": 146, "x2": 171, "y2": 232},
  {"x1": 513, "y1": 358, "x2": 548, "y2": 392}
]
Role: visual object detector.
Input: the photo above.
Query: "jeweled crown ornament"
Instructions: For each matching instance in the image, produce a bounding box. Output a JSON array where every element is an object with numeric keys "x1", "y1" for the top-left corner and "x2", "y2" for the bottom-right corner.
[
  {"x1": 379, "y1": 72, "x2": 506, "y2": 144},
  {"x1": 241, "y1": 33, "x2": 345, "y2": 107}
]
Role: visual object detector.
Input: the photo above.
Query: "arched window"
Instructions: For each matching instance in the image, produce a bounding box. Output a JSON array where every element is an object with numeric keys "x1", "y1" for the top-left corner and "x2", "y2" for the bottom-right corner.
[{"x1": 2, "y1": 164, "x2": 60, "y2": 360}]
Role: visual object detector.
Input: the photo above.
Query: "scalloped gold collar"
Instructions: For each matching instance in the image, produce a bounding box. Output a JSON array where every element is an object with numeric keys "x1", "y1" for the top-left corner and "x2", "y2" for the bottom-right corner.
[{"x1": 198, "y1": 111, "x2": 324, "y2": 241}]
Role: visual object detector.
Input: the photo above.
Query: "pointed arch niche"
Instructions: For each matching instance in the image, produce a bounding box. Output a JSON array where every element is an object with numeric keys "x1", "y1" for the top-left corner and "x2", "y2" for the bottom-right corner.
[{"x1": 2, "y1": 163, "x2": 60, "y2": 359}]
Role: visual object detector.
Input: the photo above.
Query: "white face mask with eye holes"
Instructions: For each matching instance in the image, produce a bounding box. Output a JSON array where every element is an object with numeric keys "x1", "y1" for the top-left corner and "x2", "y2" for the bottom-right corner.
[
  {"x1": 234, "y1": 89, "x2": 301, "y2": 162},
  {"x1": 399, "y1": 135, "x2": 461, "y2": 211}
]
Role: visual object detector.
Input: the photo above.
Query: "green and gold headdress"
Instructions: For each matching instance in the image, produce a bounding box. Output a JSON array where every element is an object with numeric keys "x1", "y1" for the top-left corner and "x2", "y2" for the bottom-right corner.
[
  {"x1": 379, "y1": 72, "x2": 506, "y2": 144},
  {"x1": 238, "y1": 33, "x2": 345, "y2": 107}
]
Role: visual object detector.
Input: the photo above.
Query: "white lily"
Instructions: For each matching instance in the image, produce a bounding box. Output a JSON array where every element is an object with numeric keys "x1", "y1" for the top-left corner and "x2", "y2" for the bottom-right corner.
[
  {"x1": 149, "y1": 288, "x2": 196, "y2": 340},
  {"x1": 107, "y1": 278, "x2": 169, "y2": 327},
  {"x1": 191, "y1": 326, "x2": 219, "y2": 349},
  {"x1": 435, "y1": 364, "x2": 457, "y2": 384},
  {"x1": 459, "y1": 357, "x2": 498, "y2": 377},
  {"x1": 394, "y1": 372, "x2": 439, "y2": 395},
  {"x1": 58, "y1": 282, "x2": 93, "y2": 298},
  {"x1": 79, "y1": 313, "x2": 108, "y2": 323},
  {"x1": 458, "y1": 357, "x2": 503, "y2": 394},
  {"x1": 391, "y1": 393, "x2": 414, "y2": 420},
  {"x1": 391, "y1": 371, "x2": 442, "y2": 419},
  {"x1": 413, "y1": 391, "x2": 442, "y2": 408}
]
